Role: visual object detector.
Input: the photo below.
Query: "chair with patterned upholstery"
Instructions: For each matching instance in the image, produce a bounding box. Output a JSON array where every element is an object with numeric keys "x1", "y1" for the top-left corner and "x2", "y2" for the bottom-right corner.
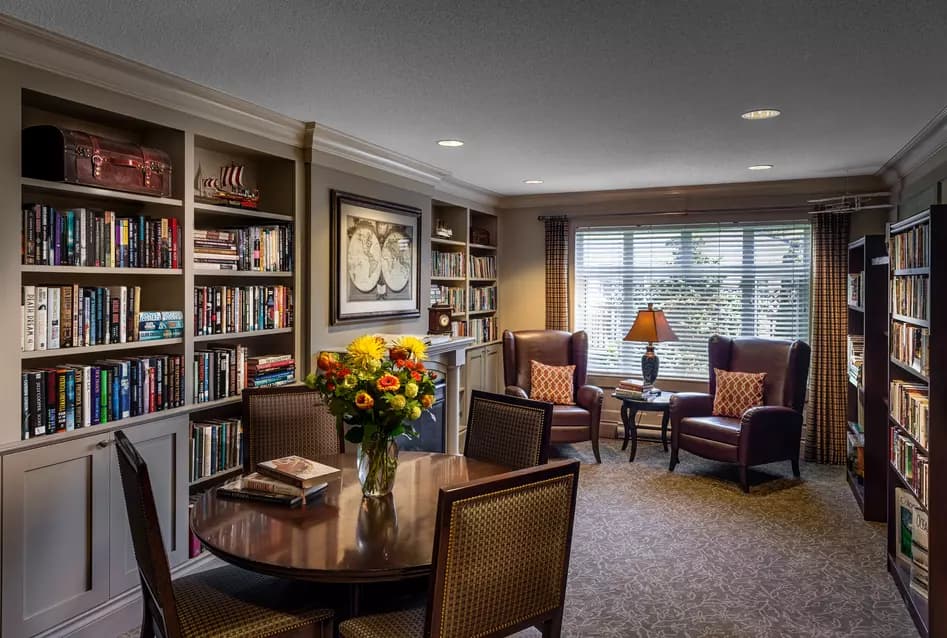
[
  {"x1": 464, "y1": 390, "x2": 554, "y2": 470},
  {"x1": 338, "y1": 458, "x2": 581, "y2": 638},
  {"x1": 113, "y1": 430, "x2": 334, "y2": 638},
  {"x1": 243, "y1": 385, "x2": 343, "y2": 471}
]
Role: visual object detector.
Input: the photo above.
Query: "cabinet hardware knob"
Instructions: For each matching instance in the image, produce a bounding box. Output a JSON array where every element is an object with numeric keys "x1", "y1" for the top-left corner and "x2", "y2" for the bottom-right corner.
[{"x1": 97, "y1": 440, "x2": 112, "y2": 448}]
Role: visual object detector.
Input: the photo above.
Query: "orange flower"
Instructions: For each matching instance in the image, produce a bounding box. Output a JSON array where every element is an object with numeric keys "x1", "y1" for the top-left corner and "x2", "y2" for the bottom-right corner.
[
  {"x1": 395, "y1": 359, "x2": 407, "y2": 369},
  {"x1": 317, "y1": 352, "x2": 336, "y2": 371},
  {"x1": 376, "y1": 373, "x2": 401, "y2": 392},
  {"x1": 411, "y1": 371, "x2": 422, "y2": 382},
  {"x1": 354, "y1": 391, "x2": 374, "y2": 410},
  {"x1": 420, "y1": 394, "x2": 434, "y2": 408},
  {"x1": 415, "y1": 362, "x2": 425, "y2": 372}
]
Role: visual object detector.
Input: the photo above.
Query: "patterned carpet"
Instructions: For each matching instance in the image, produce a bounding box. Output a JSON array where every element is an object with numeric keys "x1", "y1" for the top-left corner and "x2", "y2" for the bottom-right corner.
[{"x1": 118, "y1": 439, "x2": 917, "y2": 638}]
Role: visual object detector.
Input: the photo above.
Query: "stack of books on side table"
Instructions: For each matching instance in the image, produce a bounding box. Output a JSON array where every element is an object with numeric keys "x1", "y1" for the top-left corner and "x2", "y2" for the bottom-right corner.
[
  {"x1": 615, "y1": 378, "x2": 646, "y2": 400},
  {"x1": 217, "y1": 455, "x2": 340, "y2": 507}
]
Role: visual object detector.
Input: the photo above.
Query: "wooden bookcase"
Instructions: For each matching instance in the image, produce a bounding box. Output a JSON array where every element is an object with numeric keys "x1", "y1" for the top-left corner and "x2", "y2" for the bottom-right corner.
[
  {"x1": 885, "y1": 208, "x2": 943, "y2": 638},
  {"x1": 846, "y1": 235, "x2": 888, "y2": 521}
]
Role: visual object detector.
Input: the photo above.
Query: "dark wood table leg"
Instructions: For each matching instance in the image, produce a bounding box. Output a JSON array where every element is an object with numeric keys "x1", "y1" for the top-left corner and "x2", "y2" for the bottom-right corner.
[
  {"x1": 620, "y1": 402, "x2": 631, "y2": 450},
  {"x1": 628, "y1": 407, "x2": 639, "y2": 462},
  {"x1": 661, "y1": 409, "x2": 670, "y2": 452},
  {"x1": 345, "y1": 583, "x2": 361, "y2": 619}
]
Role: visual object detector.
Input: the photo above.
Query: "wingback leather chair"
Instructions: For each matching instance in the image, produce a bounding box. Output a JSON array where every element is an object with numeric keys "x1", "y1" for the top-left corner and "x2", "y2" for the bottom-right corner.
[
  {"x1": 503, "y1": 329, "x2": 603, "y2": 463},
  {"x1": 669, "y1": 335, "x2": 811, "y2": 492}
]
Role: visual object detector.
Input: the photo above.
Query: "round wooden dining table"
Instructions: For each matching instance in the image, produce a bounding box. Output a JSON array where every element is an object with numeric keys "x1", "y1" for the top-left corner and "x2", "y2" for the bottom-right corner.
[{"x1": 190, "y1": 451, "x2": 511, "y2": 586}]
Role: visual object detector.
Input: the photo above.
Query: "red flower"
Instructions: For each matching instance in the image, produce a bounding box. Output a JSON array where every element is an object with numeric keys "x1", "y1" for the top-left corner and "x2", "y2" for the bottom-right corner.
[
  {"x1": 355, "y1": 391, "x2": 374, "y2": 410},
  {"x1": 376, "y1": 373, "x2": 401, "y2": 392},
  {"x1": 338, "y1": 367, "x2": 351, "y2": 377},
  {"x1": 415, "y1": 362, "x2": 425, "y2": 372},
  {"x1": 326, "y1": 382, "x2": 336, "y2": 392},
  {"x1": 396, "y1": 359, "x2": 407, "y2": 369},
  {"x1": 411, "y1": 371, "x2": 422, "y2": 381}
]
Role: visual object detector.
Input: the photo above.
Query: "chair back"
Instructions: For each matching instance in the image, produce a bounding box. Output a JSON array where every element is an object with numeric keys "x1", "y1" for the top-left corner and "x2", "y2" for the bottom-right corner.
[
  {"x1": 243, "y1": 385, "x2": 343, "y2": 471},
  {"x1": 708, "y1": 335, "x2": 811, "y2": 412},
  {"x1": 502, "y1": 329, "x2": 589, "y2": 400},
  {"x1": 464, "y1": 391, "x2": 553, "y2": 469},
  {"x1": 114, "y1": 430, "x2": 182, "y2": 637},
  {"x1": 425, "y1": 459, "x2": 580, "y2": 638}
]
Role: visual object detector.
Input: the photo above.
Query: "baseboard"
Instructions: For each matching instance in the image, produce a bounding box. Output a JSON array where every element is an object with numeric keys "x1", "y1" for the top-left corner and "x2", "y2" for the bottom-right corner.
[{"x1": 37, "y1": 553, "x2": 220, "y2": 638}]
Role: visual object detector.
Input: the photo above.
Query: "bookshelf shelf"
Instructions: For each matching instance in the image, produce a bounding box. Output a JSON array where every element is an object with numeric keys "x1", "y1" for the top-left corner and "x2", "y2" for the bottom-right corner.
[
  {"x1": 193, "y1": 201, "x2": 292, "y2": 222},
  {"x1": 468, "y1": 242, "x2": 497, "y2": 250},
  {"x1": 193, "y1": 270, "x2": 293, "y2": 278},
  {"x1": 21, "y1": 177, "x2": 184, "y2": 207},
  {"x1": 431, "y1": 237, "x2": 465, "y2": 247},
  {"x1": 469, "y1": 277, "x2": 496, "y2": 282},
  {"x1": 20, "y1": 265, "x2": 183, "y2": 276},
  {"x1": 190, "y1": 395, "x2": 242, "y2": 411},
  {"x1": 193, "y1": 327, "x2": 293, "y2": 342},
  {"x1": 848, "y1": 304, "x2": 865, "y2": 312},
  {"x1": 189, "y1": 465, "x2": 241, "y2": 490},
  {"x1": 21, "y1": 337, "x2": 183, "y2": 359},
  {"x1": 431, "y1": 276, "x2": 465, "y2": 281},
  {"x1": 885, "y1": 207, "x2": 941, "y2": 638},
  {"x1": 468, "y1": 309, "x2": 496, "y2": 316}
]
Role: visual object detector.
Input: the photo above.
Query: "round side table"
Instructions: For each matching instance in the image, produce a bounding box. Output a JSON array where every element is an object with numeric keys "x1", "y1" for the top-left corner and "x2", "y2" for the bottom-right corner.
[{"x1": 613, "y1": 391, "x2": 674, "y2": 462}]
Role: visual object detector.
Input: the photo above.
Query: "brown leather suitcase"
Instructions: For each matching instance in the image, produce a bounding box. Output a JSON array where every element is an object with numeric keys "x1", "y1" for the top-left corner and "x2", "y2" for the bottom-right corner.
[{"x1": 22, "y1": 125, "x2": 173, "y2": 198}]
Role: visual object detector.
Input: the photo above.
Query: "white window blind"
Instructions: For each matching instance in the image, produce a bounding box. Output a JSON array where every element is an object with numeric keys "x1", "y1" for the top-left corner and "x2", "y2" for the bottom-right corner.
[{"x1": 574, "y1": 221, "x2": 811, "y2": 380}]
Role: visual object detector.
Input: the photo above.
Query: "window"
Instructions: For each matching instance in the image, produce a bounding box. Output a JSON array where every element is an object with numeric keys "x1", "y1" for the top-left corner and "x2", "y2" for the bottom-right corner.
[{"x1": 574, "y1": 221, "x2": 811, "y2": 380}]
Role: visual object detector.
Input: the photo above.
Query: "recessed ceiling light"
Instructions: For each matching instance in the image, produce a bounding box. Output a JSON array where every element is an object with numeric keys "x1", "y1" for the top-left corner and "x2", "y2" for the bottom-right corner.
[
  {"x1": 741, "y1": 109, "x2": 781, "y2": 120},
  {"x1": 523, "y1": 179, "x2": 544, "y2": 184},
  {"x1": 437, "y1": 139, "x2": 465, "y2": 147},
  {"x1": 748, "y1": 164, "x2": 773, "y2": 170}
]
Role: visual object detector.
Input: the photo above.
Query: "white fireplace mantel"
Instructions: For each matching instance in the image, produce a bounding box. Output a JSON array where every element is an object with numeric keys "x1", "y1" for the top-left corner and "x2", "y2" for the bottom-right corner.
[{"x1": 425, "y1": 336, "x2": 475, "y2": 454}]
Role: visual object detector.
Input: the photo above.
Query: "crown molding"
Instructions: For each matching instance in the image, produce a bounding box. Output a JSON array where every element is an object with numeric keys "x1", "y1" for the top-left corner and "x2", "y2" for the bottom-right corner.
[
  {"x1": 434, "y1": 177, "x2": 501, "y2": 209},
  {"x1": 0, "y1": 14, "x2": 305, "y2": 147},
  {"x1": 878, "y1": 105, "x2": 947, "y2": 188}
]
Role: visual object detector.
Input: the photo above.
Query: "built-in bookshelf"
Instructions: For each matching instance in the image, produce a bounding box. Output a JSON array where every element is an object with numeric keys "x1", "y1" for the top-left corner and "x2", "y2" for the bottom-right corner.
[
  {"x1": 431, "y1": 203, "x2": 500, "y2": 347},
  {"x1": 846, "y1": 235, "x2": 888, "y2": 521},
  {"x1": 886, "y1": 208, "x2": 943, "y2": 638}
]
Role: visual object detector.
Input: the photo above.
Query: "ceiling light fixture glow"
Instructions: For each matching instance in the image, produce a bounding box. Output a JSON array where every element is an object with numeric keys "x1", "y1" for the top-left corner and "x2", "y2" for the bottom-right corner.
[
  {"x1": 741, "y1": 109, "x2": 781, "y2": 120},
  {"x1": 436, "y1": 139, "x2": 465, "y2": 147},
  {"x1": 523, "y1": 179, "x2": 544, "y2": 184},
  {"x1": 748, "y1": 164, "x2": 774, "y2": 171}
]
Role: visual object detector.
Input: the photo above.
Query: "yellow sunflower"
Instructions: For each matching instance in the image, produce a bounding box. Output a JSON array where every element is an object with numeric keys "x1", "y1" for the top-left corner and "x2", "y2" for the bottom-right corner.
[
  {"x1": 394, "y1": 335, "x2": 427, "y2": 361},
  {"x1": 347, "y1": 335, "x2": 386, "y2": 370}
]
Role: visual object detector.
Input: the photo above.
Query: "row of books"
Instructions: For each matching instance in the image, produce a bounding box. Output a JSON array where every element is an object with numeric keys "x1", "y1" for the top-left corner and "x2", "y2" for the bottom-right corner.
[
  {"x1": 193, "y1": 226, "x2": 293, "y2": 272},
  {"x1": 890, "y1": 379, "x2": 929, "y2": 449},
  {"x1": 895, "y1": 487, "x2": 929, "y2": 600},
  {"x1": 194, "y1": 285, "x2": 293, "y2": 336},
  {"x1": 22, "y1": 205, "x2": 181, "y2": 269},
  {"x1": 470, "y1": 316, "x2": 498, "y2": 344},
  {"x1": 890, "y1": 275, "x2": 929, "y2": 320},
  {"x1": 847, "y1": 271, "x2": 864, "y2": 307},
  {"x1": 432, "y1": 250, "x2": 465, "y2": 278},
  {"x1": 891, "y1": 322, "x2": 929, "y2": 377},
  {"x1": 890, "y1": 223, "x2": 929, "y2": 270},
  {"x1": 847, "y1": 334, "x2": 864, "y2": 387},
  {"x1": 190, "y1": 417, "x2": 243, "y2": 481},
  {"x1": 21, "y1": 284, "x2": 183, "y2": 351},
  {"x1": 469, "y1": 254, "x2": 497, "y2": 279},
  {"x1": 469, "y1": 285, "x2": 497, "y2": 312},
  {"x1": 430, "y1": 285, "x2": 465, "y2": 313},
  {"x1": 450, "y1": 320, "x2": 467, "y2": 338},
  {"x1": 247, "y1": 354, "x2": 295, "y2": 388},
  {"x1": 20, "y1": 354, "x2": 186, "y2": 440},
  {"x1": 891, "y1": 427, "x2": 930, "y2": 510},
  {"x1": 194, "y1": 344, "x2": 247, "y2": 403}
]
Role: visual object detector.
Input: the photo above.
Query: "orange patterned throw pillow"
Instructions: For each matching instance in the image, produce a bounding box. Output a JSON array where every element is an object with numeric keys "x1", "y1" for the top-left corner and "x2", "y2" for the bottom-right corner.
[
  {"x1": 712, "y1": 369, "x2": 766, "y2": 418},
  {"x1": 529, "y1": 360, "x2": 576, "y2": 405}
]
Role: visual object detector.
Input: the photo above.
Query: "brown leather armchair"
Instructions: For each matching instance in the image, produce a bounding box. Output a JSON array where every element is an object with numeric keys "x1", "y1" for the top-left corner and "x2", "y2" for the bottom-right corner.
[
  {"x1": 669, "y1": 335, "x2": 811, "y2": 492},
  {"x1": 503, "y1": 329, "x2": 603, "y2": 463}
]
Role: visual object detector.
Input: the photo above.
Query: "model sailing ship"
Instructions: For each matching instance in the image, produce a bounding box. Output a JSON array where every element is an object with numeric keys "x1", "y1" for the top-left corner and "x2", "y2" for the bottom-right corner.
[{"x1": 198, "y1": 162, "x2": 260, "y2": 209}]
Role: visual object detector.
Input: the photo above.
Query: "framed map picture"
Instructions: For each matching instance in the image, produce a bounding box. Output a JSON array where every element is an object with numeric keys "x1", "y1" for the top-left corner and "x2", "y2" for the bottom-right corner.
[{"x1": 330, "y1": 190, "x2": 422, "y2": 325}]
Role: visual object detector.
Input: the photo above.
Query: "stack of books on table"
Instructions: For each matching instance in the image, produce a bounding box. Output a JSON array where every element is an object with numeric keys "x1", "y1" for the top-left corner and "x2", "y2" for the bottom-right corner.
[
  {"x1": 615, "y1": 379, "x2": 646, "y2": 400},
  {"x1": 217, "y1": 455, "x2": 340, "y2": 507},
  {"x1": 246, "y1": 354, "x2": 295, "y2": 387}
]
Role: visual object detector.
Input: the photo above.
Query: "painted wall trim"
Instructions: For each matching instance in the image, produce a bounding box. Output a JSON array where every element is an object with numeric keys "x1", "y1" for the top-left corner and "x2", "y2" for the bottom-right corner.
[{"x1": 879, "y1": 105, "x2": 947, "y2": 188}]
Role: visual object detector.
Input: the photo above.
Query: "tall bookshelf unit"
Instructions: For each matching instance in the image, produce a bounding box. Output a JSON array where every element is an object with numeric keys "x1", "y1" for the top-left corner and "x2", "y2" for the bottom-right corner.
[
  {"x1": 431, "y1": 201, "x2": 501, "y2": 431},
  {"x1": 846, "y1": 235, "x2": 888, "y2": 521},
  {"x1": 2, "y1": 80, "x2": 303, "y2": 637},
  {"x1": 886, "y1": 208, "x2": 943, "y2": 638}
]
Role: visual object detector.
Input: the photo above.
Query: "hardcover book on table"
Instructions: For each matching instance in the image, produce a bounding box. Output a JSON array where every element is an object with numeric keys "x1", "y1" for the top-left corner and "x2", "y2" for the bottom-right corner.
[
  {"x1": 256, "y1": 455, "x2": 341, "y2": 489},
  {"x1": 216, "y1": 475, "x2": 328, "y2": 507}
]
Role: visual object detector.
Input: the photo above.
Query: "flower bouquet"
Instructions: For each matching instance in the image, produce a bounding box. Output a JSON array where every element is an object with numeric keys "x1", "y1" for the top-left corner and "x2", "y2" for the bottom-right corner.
[{"x1": 305, "y1": 335, "x2": 437, "y2": 496}]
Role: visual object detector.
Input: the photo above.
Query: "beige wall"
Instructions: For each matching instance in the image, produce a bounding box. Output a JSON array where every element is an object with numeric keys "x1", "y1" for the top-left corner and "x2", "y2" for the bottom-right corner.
[{"x1": 308, "y1": 152, "x2": 435, "y2": 364}]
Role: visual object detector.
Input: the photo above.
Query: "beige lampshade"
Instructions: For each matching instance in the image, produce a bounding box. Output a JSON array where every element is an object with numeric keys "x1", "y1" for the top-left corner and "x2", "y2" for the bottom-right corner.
[{"x1": 623, "y1": 303, "x2": 679, "y2": 343}]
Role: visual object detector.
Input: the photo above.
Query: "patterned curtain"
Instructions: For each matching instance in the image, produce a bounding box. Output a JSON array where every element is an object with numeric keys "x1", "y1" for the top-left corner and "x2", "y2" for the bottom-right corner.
[
  {"x1": 804, "y1": 213, "x2": 850, "y2": 464},
  {"x1": 544, "y1": 216, "x2": 570, "y2": 331}
]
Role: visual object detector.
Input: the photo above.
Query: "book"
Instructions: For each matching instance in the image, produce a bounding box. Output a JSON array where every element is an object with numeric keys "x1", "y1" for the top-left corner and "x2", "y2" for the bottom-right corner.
[
  {"x1": 216, "y1": 476, "x2": 327, "y2": 507},
  {"x1": 895, "y1": 487, "x2": 918, "y2": 565},
  {"x1": 36, "y1": 286, "x2": 47, "y2": 350},
  {"x1": 256, "y1": 455, "x2": 340, "y2": 489},
  {"x1": 243, "y1": 472, "x2": 307, "y2": 497},
  {"x1": 911, "y1": 506, "x2": 930, "y2": 599}
]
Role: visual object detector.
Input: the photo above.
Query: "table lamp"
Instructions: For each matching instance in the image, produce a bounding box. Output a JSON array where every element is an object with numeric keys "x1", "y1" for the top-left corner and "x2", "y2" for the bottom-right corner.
[{"x1": 623, "y1": 303, "x2": 678, "y2": 389}]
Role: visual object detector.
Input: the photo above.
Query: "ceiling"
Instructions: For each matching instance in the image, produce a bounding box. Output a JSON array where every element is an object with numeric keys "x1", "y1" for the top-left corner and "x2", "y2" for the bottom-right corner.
[{"x1": 2, "y1": 1, "x2": 947, "y2": 196}]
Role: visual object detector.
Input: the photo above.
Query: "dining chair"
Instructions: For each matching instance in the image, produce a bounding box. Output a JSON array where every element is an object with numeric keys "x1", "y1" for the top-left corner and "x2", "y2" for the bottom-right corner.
[
  {"x1": 243, "y1": 385, "x2": 344, "y2": 471},
  {"x1": 113, "y1": 430, "x2": 334, "y2": 638},
  {"x1": 338, "y1": 458, "x2": 581, "y2": 638},
  {"x1": 464, "y1": 390, "x2": 554, "y2": 470}
]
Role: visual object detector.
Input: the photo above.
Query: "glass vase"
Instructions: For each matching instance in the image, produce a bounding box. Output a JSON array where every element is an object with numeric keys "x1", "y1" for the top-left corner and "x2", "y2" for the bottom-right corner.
[{"x1": 357, "y1": 436, "x2": 399, "y2": 497}]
